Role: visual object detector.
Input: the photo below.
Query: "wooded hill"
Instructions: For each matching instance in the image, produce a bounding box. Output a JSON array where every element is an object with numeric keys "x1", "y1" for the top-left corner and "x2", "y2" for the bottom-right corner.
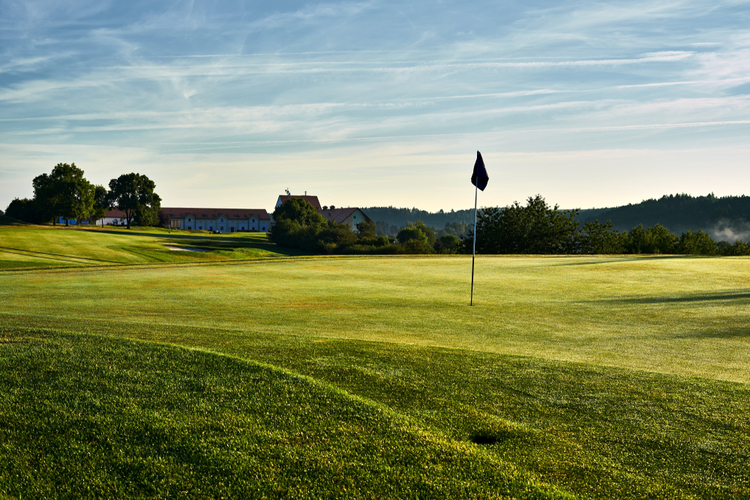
[
  {"x1": 579, "y1": 194, "x2": 750, "y2": 242},
  {"x1": 363, "y1": 207, "x2": 474, "y2": 228}
]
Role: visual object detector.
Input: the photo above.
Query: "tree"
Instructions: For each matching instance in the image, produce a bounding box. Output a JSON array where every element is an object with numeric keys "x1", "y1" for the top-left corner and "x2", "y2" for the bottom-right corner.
[
  {"x1": 435, "y1": 234, "x2": 460, "y2": 254},
  {"x1": 107, "y1": 173, "x2": 161, "y2": 229},
  {"x1": 397, "y1": 225, "x2": 428, "y2": 245},
  {"x1": 469, "y1": 195, "x2": 579, "y2": 254},
  {"x1": 5, "y1": 198, "x2": 43, "y2": 224},
  {"x1": 91, "y1": 185, "x2": 109, "y2": 227},
  {"x1": 32, "y1": 163, "x2": 95, "y2": 226},
  {"x1": 270, "y1": 198, "x2": 327, "y2": 248},
  {"x1": 579, "y1": 220, "x2": 626, "y2": 254},
  {"x1": 625, "y1": 224, "x2": 678, "y2": 254},
  {"x1": 677, "y1": 229, "x2": 717, "y2": 255},
  {"x1": 356, "y1": 220, "x2": 377, "y2": 240}
]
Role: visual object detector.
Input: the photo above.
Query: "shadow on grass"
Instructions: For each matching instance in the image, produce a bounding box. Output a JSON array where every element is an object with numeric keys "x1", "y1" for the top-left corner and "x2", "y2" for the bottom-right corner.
[
  {"x1": 673, "y1": 326, "x2": 750, "y2": 339},
  {"x1": 0, "y1": 216, "x2": 29, "y2": 226},
  {"x1": 83, "y1": 228, "x2": 310, "y2": 256},
  {"x1": 552, "y1": 255, "x2": 691, "y2": 267},
  {"x1": 601, "y1": 291, "x2": 750, "y2": 304}
]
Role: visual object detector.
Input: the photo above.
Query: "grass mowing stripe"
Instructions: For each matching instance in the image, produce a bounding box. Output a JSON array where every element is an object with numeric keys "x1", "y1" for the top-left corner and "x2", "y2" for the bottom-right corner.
[
  {"x1": 0, "y1": 245, "x2": 121, "y2": 265},
  {"x1": 0, "y1": 328, "x2": 569, "y2": 499}
]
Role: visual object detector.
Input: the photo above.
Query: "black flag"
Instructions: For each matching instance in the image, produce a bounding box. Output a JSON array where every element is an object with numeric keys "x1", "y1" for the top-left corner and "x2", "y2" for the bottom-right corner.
[{"x1": 471, "y1": 151, "x2": 489, "y2": 191}]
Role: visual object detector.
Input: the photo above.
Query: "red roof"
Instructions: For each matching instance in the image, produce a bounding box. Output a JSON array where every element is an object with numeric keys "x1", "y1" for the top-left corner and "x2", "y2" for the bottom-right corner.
[
  {"x1": 104, "y1": 209, "x2": 130, "y2": 218},
  {"x1": 277, "y1": 195, "x2": 322, "y2": 210},
  {"x1": 159, "y1": 207, "x2": 270, "y2": 220},
  {"x1": 318, "y1": 207, "x2": 372, "y2": 224}
]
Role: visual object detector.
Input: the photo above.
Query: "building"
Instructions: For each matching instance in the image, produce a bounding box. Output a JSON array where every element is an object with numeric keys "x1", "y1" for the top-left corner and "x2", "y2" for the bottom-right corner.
[
  {"x1": 93, "y1": 209, "x2": 133, "y2": 226},
  {"x1": 274, "y1": 194, "x2": 372, "y2": 231},
  {"x1": 318, "y1": 206, "x2": 372, "y2": 230},
  {"x1": 158, "y1": 207, "x2": 271, "y2": 233},
  {"x1": 56, "y1": 216, "x2": 90, "y2": 225},
  {"x1": 275, "y1": 194, "x2": 322, "y2": 210}
]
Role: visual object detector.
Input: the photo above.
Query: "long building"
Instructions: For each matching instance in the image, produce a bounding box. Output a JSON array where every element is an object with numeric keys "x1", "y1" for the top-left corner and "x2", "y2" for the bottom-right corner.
[{"x1": 159, "y1": 207, "x2": 271, "y2": 233}]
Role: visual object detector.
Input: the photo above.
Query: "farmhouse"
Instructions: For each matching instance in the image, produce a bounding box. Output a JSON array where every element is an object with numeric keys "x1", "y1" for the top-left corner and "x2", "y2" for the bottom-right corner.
[
  {"x1": 275, "y1": 194, "x2": 372, "y2": 230},
  {"x1": 318, "y1": 206, "x2": 372, "y2": 230},
  {"x1": 275, "y1": 194, "x2": 322, "y2": 210},
  {"x1": 158, "y1": 207, "x2": 271, "y2": 233}
]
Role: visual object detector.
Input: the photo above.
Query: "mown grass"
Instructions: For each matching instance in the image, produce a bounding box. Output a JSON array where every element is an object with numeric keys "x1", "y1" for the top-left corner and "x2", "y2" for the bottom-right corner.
[
  {"x1": 1, "y1": 226, "x2": 750, "y2": 498},
  {"x1": 0, "y1": 224, "x2": 301, "y2": 269},
  {"x1": 0, "y1": 329, "x2": 565, "y2": 499}
]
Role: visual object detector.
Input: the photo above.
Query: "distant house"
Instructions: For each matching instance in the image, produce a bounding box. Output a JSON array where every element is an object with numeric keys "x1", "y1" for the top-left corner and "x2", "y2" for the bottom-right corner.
[
  {"x1": 274, "y1": 194, "x2": 371, "y2": 231},
  {"x1": 94, "y1": 210, "x2": 133, "y2": 226},
  {"x1": 158, "y1": 207, "x2": 271, "y2": 233},
  {"x1": 275, "y1": 195, "x2": 322, "y2": 210},
  {"x1": 318, "y1": 206, "x2": 372, "y2": 230}
]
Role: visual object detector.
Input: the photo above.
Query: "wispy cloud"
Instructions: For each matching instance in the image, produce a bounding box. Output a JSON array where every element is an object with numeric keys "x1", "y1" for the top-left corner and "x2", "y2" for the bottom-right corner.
[{"x1": 2, "y1": 0, "x2": 750, "y2": 211}]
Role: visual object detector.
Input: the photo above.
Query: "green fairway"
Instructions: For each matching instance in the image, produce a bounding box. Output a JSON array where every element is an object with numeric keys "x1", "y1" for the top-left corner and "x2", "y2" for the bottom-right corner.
[
  {"x1": 0, "y1": 224, "x2": 300, "y2": 269},
  {"x1": 1, "y1": 226, "x2": 749, "y2": 498}
]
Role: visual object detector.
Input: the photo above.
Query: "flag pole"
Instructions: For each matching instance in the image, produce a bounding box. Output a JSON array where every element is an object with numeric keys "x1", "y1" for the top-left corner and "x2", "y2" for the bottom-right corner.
[
  {"x1": 469, "y1": 150, "x2": 488, "y2": 306},
  {"x1": 471, "y1": 182, "x2": 478, "y2": 306}
]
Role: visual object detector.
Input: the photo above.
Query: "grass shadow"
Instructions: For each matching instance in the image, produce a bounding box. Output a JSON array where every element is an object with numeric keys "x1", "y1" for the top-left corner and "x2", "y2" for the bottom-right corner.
[{"x1": 602, "y1": 291, "x2": 750, "y2": 304}]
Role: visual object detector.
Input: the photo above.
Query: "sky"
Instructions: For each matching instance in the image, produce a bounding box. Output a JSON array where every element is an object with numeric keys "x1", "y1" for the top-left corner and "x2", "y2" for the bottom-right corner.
[{"x1": 1, "y1": 0, "x2": 750, "y2": 212}]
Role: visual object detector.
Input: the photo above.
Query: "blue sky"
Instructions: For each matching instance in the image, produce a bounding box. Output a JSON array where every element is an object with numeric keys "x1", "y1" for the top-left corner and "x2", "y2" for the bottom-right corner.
[{"x1": 2, "y1": 0, "x2": 750, "y2": 212}]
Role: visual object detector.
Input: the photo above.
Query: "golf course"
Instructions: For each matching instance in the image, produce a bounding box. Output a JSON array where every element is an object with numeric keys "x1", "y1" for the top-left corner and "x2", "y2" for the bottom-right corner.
[{"x1": 1, "y1": 222, "x2": 749, "y2": 499}]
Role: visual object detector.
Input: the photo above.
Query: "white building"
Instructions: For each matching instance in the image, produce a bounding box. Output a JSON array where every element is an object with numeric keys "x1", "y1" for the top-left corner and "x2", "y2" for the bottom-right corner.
[{"x1": 94, "y1": 209, "x2": 133, "y2": 226}]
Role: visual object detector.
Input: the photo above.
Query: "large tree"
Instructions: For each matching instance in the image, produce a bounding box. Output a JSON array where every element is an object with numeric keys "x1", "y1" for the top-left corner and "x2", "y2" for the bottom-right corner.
[
  {"x1": 270, "y1": 198, "x2": 327, "y2": 248},
  {"x1": 107, "y1": 173, "x2": 161, "y2": 229},
  {"x1": 33, "y1": 163, "x2": 94, "y2": 226},
  {"x1": 470, "y1": 195, "x2": 580, "y2": 254}
]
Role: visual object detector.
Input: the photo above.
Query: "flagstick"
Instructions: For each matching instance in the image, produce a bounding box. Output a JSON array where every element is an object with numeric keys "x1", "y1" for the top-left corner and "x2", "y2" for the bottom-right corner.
[{"x1": 471, "y1": 182, "x2": 478, "y2": 306}]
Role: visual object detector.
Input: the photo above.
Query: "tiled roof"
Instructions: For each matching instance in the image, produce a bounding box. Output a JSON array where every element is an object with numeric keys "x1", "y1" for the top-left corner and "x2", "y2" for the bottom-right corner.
[
  {"x1": 104, "y1": 209, "x2": 130, "y2": 218},
  {"x1": 159, "y1": 207, "x2": 270, "y2": 220},
  {"x1": 318, "y1": 207, "x2": 372, "y2": 224},
  {"x1": 277, "y1": 195, "x2": 322, "y2": 210}
]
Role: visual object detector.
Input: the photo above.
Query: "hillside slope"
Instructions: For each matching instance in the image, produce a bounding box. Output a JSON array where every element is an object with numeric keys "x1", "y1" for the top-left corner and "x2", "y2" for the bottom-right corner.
[{"x1": 581, "y1": 194, "x2": 750, "y2": 241}]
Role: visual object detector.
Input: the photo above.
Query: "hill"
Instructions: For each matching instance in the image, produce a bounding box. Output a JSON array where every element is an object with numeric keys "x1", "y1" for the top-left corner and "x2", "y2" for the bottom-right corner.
[
  {"x1": 581, "y1": 194, "x2": 750, "y2": 241},
  {"x1": 363, "y1": 206, "x2": 474, "y2": 233}
]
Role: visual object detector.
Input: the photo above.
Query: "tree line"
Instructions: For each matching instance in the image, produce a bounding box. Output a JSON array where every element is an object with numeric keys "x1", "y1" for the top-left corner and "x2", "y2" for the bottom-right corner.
[
  {"x1": 5, "y1": 163, "x2": 160, "y2": 229},
  {"x1": 469, "y1": 195, "x2": 750, "y2": 256}
]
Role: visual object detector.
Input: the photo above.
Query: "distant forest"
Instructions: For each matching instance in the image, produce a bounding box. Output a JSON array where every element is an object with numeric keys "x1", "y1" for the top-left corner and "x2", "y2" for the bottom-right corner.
[
  {"x1": 363, "y1": 207, "x2": 474, "y2": 238},
  {"x1": 580, "y1": 194, "x2": 750, "y2": 242},
  {"x1": 365, "y1": 194, "x2": 750, "y2": 243}
]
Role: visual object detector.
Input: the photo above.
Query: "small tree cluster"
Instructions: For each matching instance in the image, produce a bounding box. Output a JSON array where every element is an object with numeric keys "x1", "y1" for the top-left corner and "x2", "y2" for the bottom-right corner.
[
  {"x1": 270, "y1": 200, "x2": 459, "y2": 254},
  {"x1": 270, "y1": 199, "x2": 389, "y2": 253},
  {"x1": 5, "y1": 164, "x2": 160, "y2": 229}
]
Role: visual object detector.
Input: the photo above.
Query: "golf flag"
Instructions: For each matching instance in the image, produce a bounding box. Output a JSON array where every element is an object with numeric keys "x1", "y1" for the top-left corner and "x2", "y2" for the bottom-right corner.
[
  {"x1": 471, "y1": 151, "x2": 489, "y2": 191},
  {"x1": 470, "y1": 151, "x2": 488, "y2": 306}
]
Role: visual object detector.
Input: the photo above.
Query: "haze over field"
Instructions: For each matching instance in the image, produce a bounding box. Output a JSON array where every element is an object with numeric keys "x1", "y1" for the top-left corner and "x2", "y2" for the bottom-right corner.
[{"x1": 2, "y1": 0, "x2": 750, "y2": 211}]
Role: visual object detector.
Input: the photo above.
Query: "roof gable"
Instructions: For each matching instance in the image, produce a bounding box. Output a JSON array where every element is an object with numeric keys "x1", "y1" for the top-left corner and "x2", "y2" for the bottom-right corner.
[{"x1": 276, "y1": 195, "x2": 322, "y2": 210}]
